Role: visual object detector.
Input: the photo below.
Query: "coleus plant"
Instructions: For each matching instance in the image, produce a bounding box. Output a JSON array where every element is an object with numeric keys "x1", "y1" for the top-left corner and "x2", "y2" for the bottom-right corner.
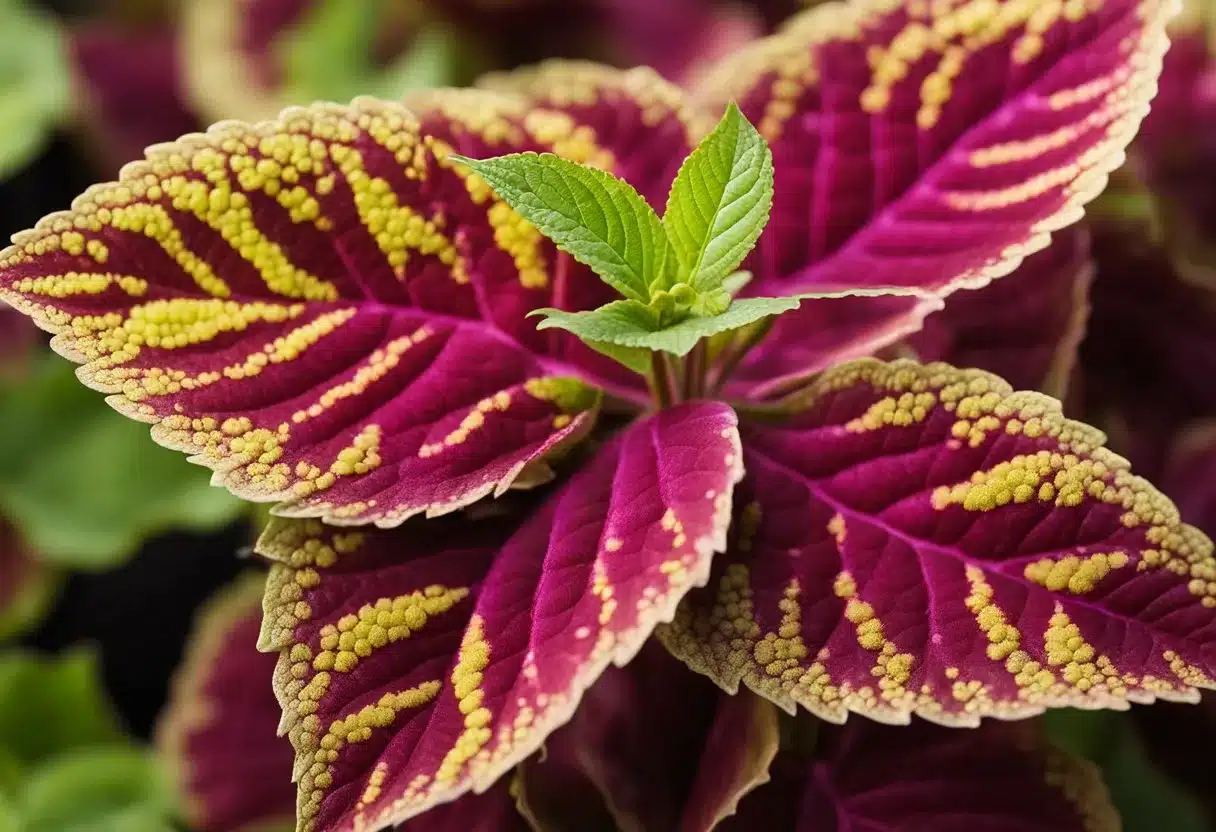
[{"x1": 2, "y1": 0, "x2": 1214, "y2": 830}]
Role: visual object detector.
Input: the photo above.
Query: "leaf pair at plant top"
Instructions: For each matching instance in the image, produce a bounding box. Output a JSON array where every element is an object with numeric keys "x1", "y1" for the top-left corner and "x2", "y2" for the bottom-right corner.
[{"x1": 453, "y1": 102, "x2": 793, "y2": 362}]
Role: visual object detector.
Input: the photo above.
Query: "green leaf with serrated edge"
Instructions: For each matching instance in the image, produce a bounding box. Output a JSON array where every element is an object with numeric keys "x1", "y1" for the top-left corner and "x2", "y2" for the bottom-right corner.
[
  {"x1": 0, "y1": 356, "x2": 244, "y2": 569},
  {"x1": 0, "y1": 650, "x2": 124, "y2": 766},
  {"x1": 1045, "y1": 710, "x2": 1207, "y2": 832},
  {"x1": 451, "y1": 152, "x2": 673, "y2": 302},
  {"x1": 663, "y1": 103, "x2": 774, "y2": 292},
  {"x1": 18, "y1": 747, "x2": 176, "y2": 832},
  {"x1": 534, "y1": 296, "x2": 800, "y2": 357},
  {"x1": 0, "y1": 1, "x2": 70, "y2": 178},
  {"x1": 586, "y1": 339, "x2": 652, "y2": 374}
]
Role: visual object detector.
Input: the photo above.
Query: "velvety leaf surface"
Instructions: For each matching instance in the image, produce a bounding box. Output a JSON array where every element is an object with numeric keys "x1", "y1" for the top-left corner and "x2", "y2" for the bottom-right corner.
[
  {"x1": 516, "y1": 642, "x2": 778, "y2": 832},
  {"x1": 69, "y1": 25, "x2": 201, "y2": 172},
  {"x1": 701, "y1": 0, "x2": 1172, "y2": 298},
  {"x1": 722, "y1": 293, "x2": 942, "y2": 400},
  {"x1": 908, "y1": 226, "x2": 1093, "y2": 397},
  {"x1": 0, "y1": 99, "x2": 628, "y2": 527},
  {"x1": 257, "y1": 403, "x2": 742, "y2": 831},
  {"x1": 662, "y1": 358, "x2": 1216, "y2": 726},
  {"x1": 722, "y1": 720, "x2": 1118, "y2": 831},
  {"x1": 157, "y1": 572, "x2": 297, "y2": 832}
]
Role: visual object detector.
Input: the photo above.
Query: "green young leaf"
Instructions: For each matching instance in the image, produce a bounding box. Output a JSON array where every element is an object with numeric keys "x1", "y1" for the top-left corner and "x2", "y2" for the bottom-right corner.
[
  {"x1": 663, "y1": 102, "x2": 774, "y2": 292},
  {"x1": 370, "y1": 24, "x2": 462, "y2": 99},
  {"x1": 533, "y1": 296, "x2": 800, "y2": 357},
  {"x1": 1044, "y1": 710, "x2": 1208, "y2": 832},
  {"x1": 0, "y1": 356, "x2": 245, "y2": 569},
  {"x1": 0, "y1": 650, "x2": 124, "y2": 766},
  {"x1": 17, "y1": 747, "x2": 176, "y2": 832},
  {"x1": 0, "y1": 0, "x2": 70, "y2": 178},
  {"x1": 451, "y1": 152, "x2": 673, "y2": 303}
]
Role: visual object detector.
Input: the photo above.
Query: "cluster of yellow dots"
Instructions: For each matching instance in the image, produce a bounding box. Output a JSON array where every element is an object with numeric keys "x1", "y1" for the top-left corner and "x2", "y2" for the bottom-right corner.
[
  {"x1": 861, "y1": 0, "x2": 1106, "y2": 129},
  {"x1": 486, "y1": 202, "x2": 549, "y2": 290},
  {"x1": 846, "y1": 390, "x2": 939, "y2": 432},
  {"x1": 311, "y1": 586, "x2": 470, "y2": 676},
  {"x1": 434, "y1": 616, "x2": 493, "y2": 787},
  {"x1": 1043, "y1": 607, "x2": 1129, "y2": 695},
  {"x1": 933, "y1": 451, "x2": 1109, "y2": 512},
  {"x1": 1024, "y1": 552, "x2": 1130, "y2": 595},
  {"x1": 1043, "y1": 745, "x2": 1121, "y2": 830},
  {"x1": 296, "y1": 680, "x2": 442, "y2": 829},
  {"x1": 406, "y1": 89, "x2": 529, "y2": 147},
  {"x1": 11, "y1": 271, "x2": 144, "y2": 299},
  {"x1": 292, "y1": 327, "x2": 432, "y2": 425},
  {"x1": 331, "y1": 143, "x2": 467, "y2": 282},
  {"x1": 419, "y1": 391, "x2": 513, "y2": 459}
]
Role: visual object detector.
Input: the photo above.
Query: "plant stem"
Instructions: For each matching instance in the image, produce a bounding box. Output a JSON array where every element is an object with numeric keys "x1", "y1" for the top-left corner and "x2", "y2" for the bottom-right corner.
[
  {"x1": 708, "y1": 316, "x2": 775, "y2": 396},
  {"x1": 684, "y1": 341, "x2": 707, "y2": 400},
  {"x1": 650, "y1": 352, "x2": 677, "y2": 409}
]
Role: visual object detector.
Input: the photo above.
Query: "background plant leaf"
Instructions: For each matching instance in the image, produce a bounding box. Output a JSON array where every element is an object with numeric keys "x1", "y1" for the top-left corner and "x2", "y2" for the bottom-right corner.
[
  {"x1": 0, "y1": 650, "x2": 124, "y2": 766},
  {"x1": 17, "y1": 747, "x2": 175, "y2": 832},
  {"x1": 663, "y1": 102, "x2": 773, "y2": 292},
  {"x1": 0, "y1": 356, "x2": 245, "y2": 569},
  {"x1": 1045, "y1": 709, "x2": 1210, "y2": 832},
  {"x1": 455, "y1": 152, "x2": 673, "y2": 302},
  {"x1": 0, "y1": 0, "x2": 69, "y2": 178}
]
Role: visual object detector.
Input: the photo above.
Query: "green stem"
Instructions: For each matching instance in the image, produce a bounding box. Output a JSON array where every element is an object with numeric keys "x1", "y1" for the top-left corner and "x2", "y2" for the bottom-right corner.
[
  {"x1": 684, "y1": 341, "x2": 708, "y2": 401},
  {"x1": 708, "y1": 316, "x2": 775, "y2": 396},
  {"x1": 650, "y1": 352, "x2": 677, "y2": 409}
]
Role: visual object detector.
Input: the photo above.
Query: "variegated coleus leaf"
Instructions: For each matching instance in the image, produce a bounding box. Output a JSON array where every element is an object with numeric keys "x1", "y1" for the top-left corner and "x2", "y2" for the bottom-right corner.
[
  {"x1": 257, "y1": 403, "x2": 742, "y2": 831},
  {"x1": 516, "y1": 641, "x2": 778, "y2": 832},
  {"x1": 661, "y1": 358, "x2": 1216, "y2": 726},
  {"x1": 710, "y1": 0, "x2": 1169, "y2": 296},
  {"x1": 157, "y1": 571, "x2": 297, "y2": 832},
  {"x1": 156, "y1": 570, "x2": 529, "y2": 832},
  {"x1": 0, "y1": 94, "x2": 717, "y2": 526},
  {"x1": 721, "y1": 720, "x2": 1118, "y2": 831},
  {"x1": 704, "y1": 0, "x2": 1172, "y2": 390},
  {"x1": 908, "y1": 225, "x2": 1093, "y2": 397}
]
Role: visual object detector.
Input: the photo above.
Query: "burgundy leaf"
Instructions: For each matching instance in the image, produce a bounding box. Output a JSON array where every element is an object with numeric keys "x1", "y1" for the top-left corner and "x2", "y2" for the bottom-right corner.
[
  {"x1": 909, "y1": 226, "x2": 1093, "y2": 397},
  {"x1": 723, "y1": 720, "x2": 1117, "y2": 831},
  {"x1": 662, "y1": 358, "x2": 1216, "y2": 725},
  {"x1": 1081, "y1": 220, "x2": 1216, "y2": 480},
  {"x1": 0, "y1": 100, "x2": 629, "y2": 526},
  {"x1": 704, "y1": 0, "x2": 1171, "y2": 297},
  {"x1": 157, "y1": 572, "x2": 297, "y2": 832},
  {"x1": 516, "y1": 641, "x2": 778, "y2": 832},
  {"x1": 256, "y1": 403, "x2": 742, "y2": 831},
  {"x1": 69, "y1": 25, "x2": 201, "y2": 171}
]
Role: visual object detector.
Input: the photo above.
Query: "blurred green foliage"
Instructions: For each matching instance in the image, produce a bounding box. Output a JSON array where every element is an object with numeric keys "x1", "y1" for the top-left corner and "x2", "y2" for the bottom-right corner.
[
  {"x1": 0, "y1": 651, "x2": 176, "y2": 831},
  {"x1": 281, "y1": 0, "x2": 465, "y2": 104},
  {"x1": 1045, "y1": 709, "x2": 1210, "y2": 832},
  {"x1": 0, "y1": 0, "x2": 70, "y2": 178},
  {"x1": 0, "y1": 355, "x2": 246, "y2": 569}
]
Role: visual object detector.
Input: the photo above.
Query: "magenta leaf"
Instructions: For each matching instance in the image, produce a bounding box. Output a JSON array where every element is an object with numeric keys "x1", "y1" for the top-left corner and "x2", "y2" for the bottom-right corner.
[
  {"x1": 157, "y1": 572, "x2": 296, "y2": 832},
  {"x1": 723, "y1": 720, "x2": 1117, "y2": 831},
  {"x1": 256, "y1": 402, "x2": 742, "y2": 831},
  {"x1": 0, "y1": 100, "x2": 635, "y2": 527},
  {"x1": 909, "y1": 226, "x2": 1093, "y2": 397},
  {"x1": 517, "y1": 642, "x2": 778, "y2": 832},
  {"x1": 662, "y1": 358, "x2": 1216, "y2": 725},
  {"x1": 712, "y1": 0, "x2": 1170, "y2": 297}
]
